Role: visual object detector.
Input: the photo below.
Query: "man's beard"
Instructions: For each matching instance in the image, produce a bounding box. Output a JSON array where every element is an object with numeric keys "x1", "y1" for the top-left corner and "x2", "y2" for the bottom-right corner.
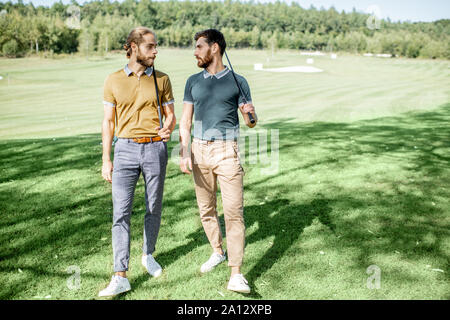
[
  {"x1": 197, "y1": 48, "x2": 213, "y2": 69},
  {"x1": 136, "y1": 48, "x2": 154, "y2": 67}
]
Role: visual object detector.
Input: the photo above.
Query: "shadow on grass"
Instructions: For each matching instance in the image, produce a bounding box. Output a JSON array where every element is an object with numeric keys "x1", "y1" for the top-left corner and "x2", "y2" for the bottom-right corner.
[
  {"x1": 0, "y1": 103, "x2": 449, "y2": 299},
  {"x1": 240, "y1": 103, "x2": 450, "y2": 297},
  {"x1": 244, "y1": 198, "x2": 334, "y2": 298}
]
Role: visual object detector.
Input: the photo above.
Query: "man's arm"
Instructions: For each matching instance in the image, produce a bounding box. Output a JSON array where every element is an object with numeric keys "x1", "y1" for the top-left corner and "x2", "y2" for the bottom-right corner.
[
  {"x1": 239, "y1": 103, "x2": 258, "y2": 128},
  {"x1": 157, "y1": 103, "x2": 176, "y2": 142},
  {"x1": 179, "y1": 102, "x2": 194, "y2": 174},
  {"x1": 102, "y1": 104, "x2": 115, "y2": 183}
]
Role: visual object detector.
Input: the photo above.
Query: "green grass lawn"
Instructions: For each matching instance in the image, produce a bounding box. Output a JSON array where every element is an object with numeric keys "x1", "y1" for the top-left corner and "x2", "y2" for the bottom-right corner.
[{"x1": 0, "y1": 49, "x2": 449, "y2": 300}]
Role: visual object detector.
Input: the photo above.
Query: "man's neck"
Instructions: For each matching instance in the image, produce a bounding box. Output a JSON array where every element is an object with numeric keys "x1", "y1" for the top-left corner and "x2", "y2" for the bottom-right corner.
[
  {"x1": 128, "y1": 59, "x2": 148, "y2": 77},
  {"x1": 205, "y1": 58, "x2": 225, "y2": 75}
]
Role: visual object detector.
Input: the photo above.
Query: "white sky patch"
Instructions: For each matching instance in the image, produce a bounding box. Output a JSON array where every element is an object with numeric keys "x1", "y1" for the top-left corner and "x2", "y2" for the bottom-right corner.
[
  {"x1": 366, "y1": 4, "x2": 382, "y2": 18},
  {"x1": 20, "y1": 0, "x2": 450, "y2": 22}
]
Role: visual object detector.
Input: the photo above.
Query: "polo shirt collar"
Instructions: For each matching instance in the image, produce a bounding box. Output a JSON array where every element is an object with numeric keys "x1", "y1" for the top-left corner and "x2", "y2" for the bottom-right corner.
[
  {"x1": 124, "y1": 64, "x2": 153, "y2": 77},
  {"x1": 203, "y1": 66, "x2": 230, "y2": 79}
]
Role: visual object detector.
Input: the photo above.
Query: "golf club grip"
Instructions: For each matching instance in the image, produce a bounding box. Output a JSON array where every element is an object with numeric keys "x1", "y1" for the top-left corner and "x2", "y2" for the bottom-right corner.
[
  {"x1": 240, "y1": 97, "x2": 255, "y2": 124},
  {"x1": 241, "y1": 97, "x2": 255, "y2": 124},
  {"x1": 248, "y1": 112, "x2": 255, "y2": 124}
]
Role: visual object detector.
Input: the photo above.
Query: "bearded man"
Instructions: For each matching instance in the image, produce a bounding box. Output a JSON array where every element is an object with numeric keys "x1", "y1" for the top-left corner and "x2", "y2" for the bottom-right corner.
[
  {"x1": 99, "y1": 27, "x2": 175, "y2": 297},
  {"x1": 179, "y1": 29, "x2": 257, "y2": 294}
]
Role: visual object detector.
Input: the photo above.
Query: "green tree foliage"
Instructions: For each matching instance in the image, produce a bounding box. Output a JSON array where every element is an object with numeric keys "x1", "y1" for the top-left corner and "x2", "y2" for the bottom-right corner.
[
  {"x1": 2, "y1": 39, "x2": 20, "y2": 57},
  {"x1": 0, "y1": 0, "x2": 448, "y2": 59},
  {"x1": 0, "y1": 2, "x2": 79, "y2": 57}
]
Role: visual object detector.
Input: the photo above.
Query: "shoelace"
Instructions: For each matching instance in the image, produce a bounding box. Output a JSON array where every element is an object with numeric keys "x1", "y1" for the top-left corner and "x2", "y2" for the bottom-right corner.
[
  {"x1": 108, "y1": 276, "x2": 120, "y2": 288},
  {"x1": 209, "y1": 254, "x2": 223, "y2": 264},
  {"x1": 235, "y1": 274, "x2": 248, "y2": 284},
  {"x1": 145, "y1": 256, "x2": 160, "y2": 271},
  {"x1": 146, "y1": 255, "x2": 157, "y2": 263}
]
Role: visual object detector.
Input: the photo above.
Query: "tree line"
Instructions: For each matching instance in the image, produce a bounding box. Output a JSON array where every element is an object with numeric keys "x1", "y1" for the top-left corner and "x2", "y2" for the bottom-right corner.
[{"x1": 1, "y1": 0, "x2": 449, "y2": 59}]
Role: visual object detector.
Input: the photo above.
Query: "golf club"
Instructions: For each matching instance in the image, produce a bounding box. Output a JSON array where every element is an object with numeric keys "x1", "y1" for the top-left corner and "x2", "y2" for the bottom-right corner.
[
  {"x1": 224, "y1": 51, "x2": 256, "y2": 124},
  {"x1": 152, "y1": 65, "x2": 164, "y2": 130}
]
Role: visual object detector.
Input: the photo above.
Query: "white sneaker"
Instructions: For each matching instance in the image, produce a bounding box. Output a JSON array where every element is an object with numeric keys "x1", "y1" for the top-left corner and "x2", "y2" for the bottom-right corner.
[
  {"x1": 227, "y1": 274, "x2": 251, "y2": 293},
  {"x1": 98, "y1": 275, "x2": 131, "y2": 297},
  {"x1": 200, "y1": 252, "x2": 226, "y2": 273},
  {"x1": 142, "y1": 254, "x2": 163, "y2": 277}
]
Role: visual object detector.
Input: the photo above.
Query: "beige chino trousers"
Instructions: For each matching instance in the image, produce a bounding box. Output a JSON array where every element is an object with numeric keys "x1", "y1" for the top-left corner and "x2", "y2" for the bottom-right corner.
[{"x1": 191, "y1": 138, "x2": 245, "y2": 267}]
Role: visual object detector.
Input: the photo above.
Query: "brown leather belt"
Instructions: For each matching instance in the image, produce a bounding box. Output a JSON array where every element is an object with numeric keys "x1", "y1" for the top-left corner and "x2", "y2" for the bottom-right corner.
[{"x1": 132, "y1": 136, "x2": 162, "y2": 143}]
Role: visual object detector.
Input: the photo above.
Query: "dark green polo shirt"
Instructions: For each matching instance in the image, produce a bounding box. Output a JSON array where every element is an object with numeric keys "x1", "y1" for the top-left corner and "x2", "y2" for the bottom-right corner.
[{"x1": 183, "y1": 66, "x2": 252, "y2": 141}]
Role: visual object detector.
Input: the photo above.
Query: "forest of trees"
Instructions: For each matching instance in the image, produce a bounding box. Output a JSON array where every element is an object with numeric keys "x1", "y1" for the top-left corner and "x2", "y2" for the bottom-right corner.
[{"x1": 1, "y1": 0, "x2": 449, "y2": 59}]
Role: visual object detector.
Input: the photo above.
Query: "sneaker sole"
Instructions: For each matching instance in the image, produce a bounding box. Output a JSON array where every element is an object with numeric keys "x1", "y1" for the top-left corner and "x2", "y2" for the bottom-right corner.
[
  {"x1": 151, "y1": 269, "x2": 162, "y2": 278},
  {"x1": 227, "y1": 286, "x2": 251, "y2": 294},
  {"x1": 98, "y1": 286, "x2": 131, "y2": 297}
]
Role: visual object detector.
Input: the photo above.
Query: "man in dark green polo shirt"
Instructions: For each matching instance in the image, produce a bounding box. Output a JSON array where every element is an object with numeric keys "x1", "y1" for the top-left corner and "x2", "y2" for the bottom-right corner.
[{"x1": 179, "y1": 29, "x2": 257, "y2": 294}]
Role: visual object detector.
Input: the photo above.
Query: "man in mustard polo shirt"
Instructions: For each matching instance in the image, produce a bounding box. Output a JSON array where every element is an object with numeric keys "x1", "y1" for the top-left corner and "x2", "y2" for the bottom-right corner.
[{"x1": 99, "y1": 27, "x2": 176, "y2": 297}]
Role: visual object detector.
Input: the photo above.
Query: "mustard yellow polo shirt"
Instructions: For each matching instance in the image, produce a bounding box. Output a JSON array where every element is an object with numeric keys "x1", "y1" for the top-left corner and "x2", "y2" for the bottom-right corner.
[{"x1": 103, "y1": 65, "x2": 174, "y2": 138}]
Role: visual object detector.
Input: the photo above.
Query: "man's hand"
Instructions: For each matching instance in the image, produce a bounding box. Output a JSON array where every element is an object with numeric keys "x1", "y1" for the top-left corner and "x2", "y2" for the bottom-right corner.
[
  {"x1": 179, "y1": 156, "x2": 192, "y2": 174},
  {"x1": 242, "y1": 103, "x2": 255, "y2": 114},
  {"x1": 102, "y1": 160, "x2": 113, "y2": 183},
  {"x1": 239, "y1": 103, "x2": 257, "y2": 128},
  {"x1": 156, "y1": 126, "x2": 171, "y2": 142},
  {"x1": 179, "y1": 102, "x2": 194, "y2": 174}
]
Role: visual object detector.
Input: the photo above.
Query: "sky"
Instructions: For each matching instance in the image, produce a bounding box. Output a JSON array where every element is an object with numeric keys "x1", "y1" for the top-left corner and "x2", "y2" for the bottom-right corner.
[{"x1": 6, "y1": 0, "x2": 450, "y2": 23}]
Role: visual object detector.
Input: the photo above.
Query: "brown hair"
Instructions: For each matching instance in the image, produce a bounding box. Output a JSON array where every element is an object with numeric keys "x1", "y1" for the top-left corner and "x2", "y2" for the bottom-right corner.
[
  {"x1": 194, "y1": 29, "x2": 226, "y2": 56},
  {"x1": 123, "y1": 27, "x2": 156, "y2": 58}
]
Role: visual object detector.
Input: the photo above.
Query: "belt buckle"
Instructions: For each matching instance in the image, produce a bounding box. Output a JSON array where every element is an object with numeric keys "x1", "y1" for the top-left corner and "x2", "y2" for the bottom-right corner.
[{"x1": 136, "y1": 136, "x2": 160, "y2": 143}]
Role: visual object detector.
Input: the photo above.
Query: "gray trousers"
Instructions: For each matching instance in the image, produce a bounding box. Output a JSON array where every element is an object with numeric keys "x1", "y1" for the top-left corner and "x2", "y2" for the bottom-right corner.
[{"x1": 111, "y1": 138, "x2": 168, "y2": 272}]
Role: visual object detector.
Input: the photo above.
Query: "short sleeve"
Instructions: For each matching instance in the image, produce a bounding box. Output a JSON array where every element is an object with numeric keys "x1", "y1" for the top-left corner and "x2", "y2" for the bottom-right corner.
[
  {"x1": 183, "y1": 76, "x2": 194, "y2": 105},
  {"x1": 103, "y1": 75, "x2": 116, "y2": 107},
  {"x1": 162, "y1": 76, "x2": 175, "y2": 107},
  {"x1": 237, "y1": 76, "x2": 252, "y2": 107}
]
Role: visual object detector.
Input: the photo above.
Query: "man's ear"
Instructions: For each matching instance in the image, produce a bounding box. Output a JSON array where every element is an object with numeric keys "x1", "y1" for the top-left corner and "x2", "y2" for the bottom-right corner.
[
  {"x1": 212, "y1": 42, "x2": 219, "y2": 54},
  {"x1": 130, "y1": 42, "x2": 137, "y2": 53}
]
